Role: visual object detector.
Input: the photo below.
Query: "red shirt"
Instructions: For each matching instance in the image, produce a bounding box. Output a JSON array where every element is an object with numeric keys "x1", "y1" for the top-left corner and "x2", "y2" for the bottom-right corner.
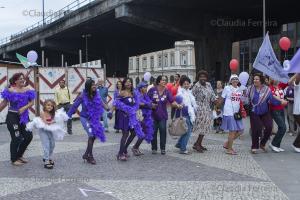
[{"x1": 269, "y1": 85, "x2": 285, "y2": 110}]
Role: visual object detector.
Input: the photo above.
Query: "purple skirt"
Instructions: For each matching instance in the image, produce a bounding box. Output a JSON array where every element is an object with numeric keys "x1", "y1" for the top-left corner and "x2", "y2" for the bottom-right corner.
[
  {"x1": 114, "y1": 110, "x2": 130, "y2": 131},
  {"x1": 220, "y1": 116, "x2": 244, "y2": 133}
]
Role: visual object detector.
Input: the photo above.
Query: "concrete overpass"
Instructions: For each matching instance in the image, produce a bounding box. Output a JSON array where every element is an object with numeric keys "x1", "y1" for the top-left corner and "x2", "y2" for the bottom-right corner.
[{"x1": 0, "y1": 0, "x2": 299, "y2": 78}]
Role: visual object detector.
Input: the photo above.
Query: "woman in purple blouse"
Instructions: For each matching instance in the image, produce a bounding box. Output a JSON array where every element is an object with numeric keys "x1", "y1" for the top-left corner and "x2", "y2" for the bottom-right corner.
[
  {"x1": 68, "y1": 78, "x2": 108, "y2": 165},
  {"x1": 147, "y1": 75, "x2": 182, "y2": 155},
  {"x1": 0, "y1": 73, "x2": 36, "y2": 166},
  {"x1": 247, "y1": 74, "x2": 286, "y2": 154}
]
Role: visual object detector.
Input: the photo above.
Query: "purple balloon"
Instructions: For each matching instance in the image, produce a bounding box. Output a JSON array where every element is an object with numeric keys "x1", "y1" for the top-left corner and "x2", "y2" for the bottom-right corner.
[
  {"x1": 27, "y1": 50, "x2": 38, "y2": 63},
  {"x1": 175, "y1": 95, "x2": 183, "y2": 104}
]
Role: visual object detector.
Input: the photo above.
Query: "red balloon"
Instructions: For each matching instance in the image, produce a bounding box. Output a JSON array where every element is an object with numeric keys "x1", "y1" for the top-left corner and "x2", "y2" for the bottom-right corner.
[
  {"x1": 166, "y1": 83, "x2": 173, "y2": 91},
  {"x1": 279, "y1": 37, "x2": 291, "y2": 51},
  {"x1": 229, "y1": 59, "x2": 239, "y2": 71},
  {"x1": 171, "y1": 86, "x2": 177, "y2": 96}
]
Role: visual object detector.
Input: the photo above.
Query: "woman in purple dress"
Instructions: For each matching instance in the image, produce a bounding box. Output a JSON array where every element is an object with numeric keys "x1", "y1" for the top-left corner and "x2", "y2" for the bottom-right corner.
[
  {"x1": 113, "y1": 78, "x2": 145, "y2": 161},
  {"x1": 0, "y1": 73, "x2": 36, "y2": 166},
  {"x1": 131, "y1": 82, "x2": 157, "y2": 156},
  {"x1": 68, "y1": 78, "x2": 108, "y2": 165}
]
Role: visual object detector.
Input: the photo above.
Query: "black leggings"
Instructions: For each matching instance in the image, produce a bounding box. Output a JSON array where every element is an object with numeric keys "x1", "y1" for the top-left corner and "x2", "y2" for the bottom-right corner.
[
  {"x1": 6, "y1": 112, "x2": 33, "y2": 162},
  {"x1": 119, "y1": 129, "x2": 136, "y2": 155}
]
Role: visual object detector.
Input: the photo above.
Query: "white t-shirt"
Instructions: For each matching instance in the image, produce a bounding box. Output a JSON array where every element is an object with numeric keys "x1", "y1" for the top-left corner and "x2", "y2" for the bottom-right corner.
[
  {"x1": 222, "y1": 85, "x2": 242, "y2": 116},
  {"x1": 293, "y1": 82, "x2": 300, "y2": 115}
]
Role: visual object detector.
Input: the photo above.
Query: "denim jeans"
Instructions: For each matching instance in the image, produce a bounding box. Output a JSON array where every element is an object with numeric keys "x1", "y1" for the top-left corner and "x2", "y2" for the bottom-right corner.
[
  {"x1": 102, "y1": 110, "x2": 109, "y2": 130},
  {"x1": 177, "y1": 117, "x2": 193, "y2": 151},
  {"x1": 271, "y1": 110, "x2": 287, "y2": 148},
  {"x1": 38, "y1": 129, "x2": 55, "y2": 161},
  {"x1": 152, "y1": 119, "x2": 167, "y2": 151}
]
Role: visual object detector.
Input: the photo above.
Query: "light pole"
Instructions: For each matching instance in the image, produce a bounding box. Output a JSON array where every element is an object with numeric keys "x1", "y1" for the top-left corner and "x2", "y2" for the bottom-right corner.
[
  {"x1": 42, "y1": 0, "x2": 45, "y2": 25},
  {"x1": 263, "y1": 0, "x2": 266, "y2": 38},
  {"x1": 137, "y1": 55, "x2": 140, "y2": 84},
  {"x1": 82, "y1": 34, "x2": 91, "y2": 78},
  {"x1": 241, "y1": 51, "x2": 245, "y2": 72},
  {"x1": 161, "y1": 50, "x2": 164, "y2": 76}
]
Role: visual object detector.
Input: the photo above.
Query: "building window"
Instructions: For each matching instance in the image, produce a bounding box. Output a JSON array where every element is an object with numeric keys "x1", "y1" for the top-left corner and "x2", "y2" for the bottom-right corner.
[
  {"x1": 158, "y1": 54, "x2": 162, "y2": 68},
  {"x1": 164, "y1": 54, "x2": 168, "y2": 67},
  {"x1": 142, "y1": 57, "x2": 147, "y2": 68},
  {"x1": 180, "y1": 52, "x2": 187, "y2": 66},
  {"x1": 170, "y1": 52, "x2": 175, "y2": 66},
  {"x1": 170, "y1": 75, "x2": 175, "y2": 83},
  {"x1": 129, "y1": 58, "x2": 133, "y2": 70},
  {"x1": 150, "y1": 56, "x2": 154, "y2": 69},
  {"x1": 136, "y1": 57, "x2": 140, "y2": 71}
]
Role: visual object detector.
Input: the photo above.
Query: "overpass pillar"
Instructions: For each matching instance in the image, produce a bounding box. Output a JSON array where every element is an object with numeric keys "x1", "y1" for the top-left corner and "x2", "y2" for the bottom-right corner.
[{"x1": 194, "y1": 35, "x2": 233, "y2": 82}]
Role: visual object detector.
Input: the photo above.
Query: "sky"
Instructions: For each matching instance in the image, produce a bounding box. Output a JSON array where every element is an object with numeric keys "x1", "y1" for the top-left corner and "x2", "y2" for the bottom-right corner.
[{"x1": 0, "y1": 0, "x2": 74, "y2": 39}]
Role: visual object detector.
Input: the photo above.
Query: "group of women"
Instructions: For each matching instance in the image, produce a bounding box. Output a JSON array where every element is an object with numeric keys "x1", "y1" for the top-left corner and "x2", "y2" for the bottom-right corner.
[{"x1": 1, "y1": 70, "x2": 300, "y2": 167}]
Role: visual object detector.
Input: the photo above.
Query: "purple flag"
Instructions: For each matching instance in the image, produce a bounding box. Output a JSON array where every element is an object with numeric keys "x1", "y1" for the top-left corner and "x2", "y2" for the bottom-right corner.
[{"x1": 285, "y1": 49, "x2": 300, "y2": 73}]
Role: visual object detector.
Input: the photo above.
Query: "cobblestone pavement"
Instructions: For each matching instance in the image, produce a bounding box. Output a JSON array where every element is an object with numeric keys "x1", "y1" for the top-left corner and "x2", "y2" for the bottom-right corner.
[{"x1": 0, "y1": 117, "x2": 299, "y2": 200}]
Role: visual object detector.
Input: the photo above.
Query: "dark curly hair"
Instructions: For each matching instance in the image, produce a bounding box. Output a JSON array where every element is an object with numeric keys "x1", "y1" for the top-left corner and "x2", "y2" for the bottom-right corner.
[
  {"x1": 253, "y1": 73, "x2": 265, "y2": 84},
  {"x1": 179, "y1": 76, "x2": 191, "y2": 86},
  {"x1": 197, "y1": 70, "x2": 209, "y2": 80}
]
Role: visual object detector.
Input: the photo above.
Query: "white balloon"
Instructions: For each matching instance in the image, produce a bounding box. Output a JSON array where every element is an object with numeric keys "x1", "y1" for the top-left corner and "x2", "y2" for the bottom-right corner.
[
  {"x1": 238, "y1": 72, "x2": 249, "y2": 86},
  {"x1": 283, "y1": 60, "x2": 291, "y2": 71},
  {"x1": 143, "y1": 72, "x2": 151, "y2": 82}
]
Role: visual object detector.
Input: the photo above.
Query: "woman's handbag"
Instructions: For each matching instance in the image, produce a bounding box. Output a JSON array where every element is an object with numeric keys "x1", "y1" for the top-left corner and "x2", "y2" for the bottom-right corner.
[{"x1": 168, "y1": 109, "x2": 188, "y2": 136}]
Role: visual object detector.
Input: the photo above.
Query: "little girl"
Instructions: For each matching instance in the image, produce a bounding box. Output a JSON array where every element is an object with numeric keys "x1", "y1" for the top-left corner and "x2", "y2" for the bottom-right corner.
[
  {"x1": 213, "y1": 105, "x2": 223, "y2": 133},
  {"x1": 26, "y1": 99, "x2": 68, "y2": 169}
]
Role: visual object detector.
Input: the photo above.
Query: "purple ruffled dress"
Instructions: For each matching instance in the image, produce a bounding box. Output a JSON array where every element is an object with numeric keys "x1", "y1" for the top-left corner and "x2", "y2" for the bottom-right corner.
[{"x1": 114, "y1": 96, "x2": 135, "y2": 131}]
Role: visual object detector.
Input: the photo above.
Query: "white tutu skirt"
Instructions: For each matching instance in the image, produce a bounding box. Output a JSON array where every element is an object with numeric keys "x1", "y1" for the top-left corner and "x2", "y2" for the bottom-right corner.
[{"x1": 26, "y1": 108, "x2": 69, "y2": 140}]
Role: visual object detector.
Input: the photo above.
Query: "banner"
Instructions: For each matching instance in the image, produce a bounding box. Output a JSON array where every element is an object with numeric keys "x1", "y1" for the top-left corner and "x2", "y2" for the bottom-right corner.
[{"x1": 253, "y1": 33, "x2": 289, "y2": 83}]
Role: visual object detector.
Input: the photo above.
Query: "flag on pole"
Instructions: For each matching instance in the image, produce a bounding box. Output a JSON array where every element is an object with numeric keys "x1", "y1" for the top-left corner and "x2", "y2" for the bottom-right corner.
[
  {"x1": 16, "y1": 53, "x2": 30, "y2": 68},
  {"x1": 253, "y1": 33, "x2": 289, "y2": 83},
  {"x1": 284, "y1": 48, "x2": 300, "y2": 73}
]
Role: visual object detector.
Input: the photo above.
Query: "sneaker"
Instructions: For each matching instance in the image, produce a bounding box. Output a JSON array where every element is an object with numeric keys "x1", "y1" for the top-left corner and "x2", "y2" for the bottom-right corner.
[
  {"x1": 292, "y1": 145, "x2": 300, "y2": 153},
  {"x1": 161, "y1": 150, "x2": 166, "y2": 155},
  {"x1": 179, "y1": 150, "x2": 191, "y2": 155},
  {"x1": 269, "y1": 143, "x2": 280, "y2": 153},
  {"x1": 277, "y1": 147, "x2": 285, "y2": 152},
  {"x1": 175, "y1": 144, "x2": 181, "y2": 149},
  {"x1": 152, "y1": 150, "x2": 157, "y2": 154}
]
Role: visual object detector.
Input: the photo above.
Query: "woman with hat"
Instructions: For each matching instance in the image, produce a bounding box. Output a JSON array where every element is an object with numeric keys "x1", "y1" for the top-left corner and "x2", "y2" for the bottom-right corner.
[
  {"x1": 130, "y1": 82, "x2": 157, "y2": 156},
  {"x1": 221, "y1": 74, "x2": 245, "y2": 155}
]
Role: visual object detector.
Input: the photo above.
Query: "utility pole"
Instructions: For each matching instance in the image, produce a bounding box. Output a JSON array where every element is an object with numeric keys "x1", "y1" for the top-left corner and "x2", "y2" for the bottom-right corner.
[{"x1": 82, "y1": 34, "x2": 91, "y2": 78}]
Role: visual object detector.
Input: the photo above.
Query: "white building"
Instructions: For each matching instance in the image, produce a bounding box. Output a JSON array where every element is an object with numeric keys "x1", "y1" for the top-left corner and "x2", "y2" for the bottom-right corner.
[
  {"x1": 71, "y1": 59, "x2": 102, "y2": 68},
  {"x1": 128, "y1": 40, "x2": 196, "y2": 86}
]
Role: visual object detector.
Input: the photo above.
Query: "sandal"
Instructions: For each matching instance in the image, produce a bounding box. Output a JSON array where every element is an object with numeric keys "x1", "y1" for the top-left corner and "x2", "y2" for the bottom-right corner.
[
  {"x1": 225, "y1": 150, "x2": 238, "y2": 155},
  {"x1": 44, "y1": 161, "x2": 54, "y2": 169},
  {"x1": 251, "y1": 149, "x2": 258, "y2": 154},
  {"x1": 260, "y1": 144, "x2": 268, "y2": 152},
  {"x1": 193, "y1": 145, "x2": 203, "y2": 153},
  {"x1": 18, "y1": 157, "x2": 28, "y2": 163},
  {"x1": 137, "y1": 149, "x2": 144, "y2": 155},
  {"x1": 43, "y1": 159, "x2": 54, "y2": 165},
  {"x1": 132, "y1": 148, "x2": 141, "y2": 156}
]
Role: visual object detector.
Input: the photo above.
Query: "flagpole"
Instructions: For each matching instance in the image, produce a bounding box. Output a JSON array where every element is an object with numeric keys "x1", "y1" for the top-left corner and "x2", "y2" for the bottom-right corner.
[{"x1": 263, "y1": 0, "x2": 266, "y2": 38}]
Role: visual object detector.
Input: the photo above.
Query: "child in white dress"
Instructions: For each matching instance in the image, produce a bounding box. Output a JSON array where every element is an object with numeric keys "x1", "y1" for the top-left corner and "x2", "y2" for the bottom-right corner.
[{"x1": 26, "y1": 99, "x2": 68, "y2": 169}]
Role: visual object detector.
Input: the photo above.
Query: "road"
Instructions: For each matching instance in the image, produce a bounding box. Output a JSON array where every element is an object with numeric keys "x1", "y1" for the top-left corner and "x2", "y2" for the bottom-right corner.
[{"x1": 0, "y1": 116, "x2": 299, "y2": 200}]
